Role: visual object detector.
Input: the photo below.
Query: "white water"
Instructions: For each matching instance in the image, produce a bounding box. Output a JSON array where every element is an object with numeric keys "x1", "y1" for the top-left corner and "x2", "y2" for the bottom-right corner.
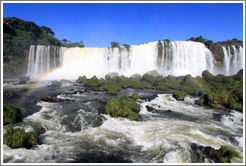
[
  {"x1": 160, "y1": 41, "x2": 215, "y2": 76},
  {"x1": 3, "y1": 94, "x2": 243, "y2": 163},
  {"x1": 47, "y1": 42, "x2": 158, "y2": 80},
  {"x1": 27, "y1": 41, "x2": 243, "y2": 80},
  {"x1": 221, "y1": 45, "x2": 243, "y2": 76},
  {"x1": 27, "y1": 45, "x2": 66, "y2": 78}
]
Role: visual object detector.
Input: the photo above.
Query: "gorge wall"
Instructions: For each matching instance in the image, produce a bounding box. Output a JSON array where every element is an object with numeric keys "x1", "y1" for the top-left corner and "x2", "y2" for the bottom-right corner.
[{"x1": 27, "y1": 41, "x2": 243, "y2": 80}]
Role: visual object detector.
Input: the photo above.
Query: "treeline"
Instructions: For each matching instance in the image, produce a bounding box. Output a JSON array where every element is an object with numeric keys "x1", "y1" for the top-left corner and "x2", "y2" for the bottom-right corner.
[
  {"x1": 3, "y1": 17, "x2": 85, "y2": 75},
  {"x1": 187, "y1": 35, "x2": 243, "y2": 47},
  {"x1": 187, "y1": 36, "x2": 243, "y2": 61}
]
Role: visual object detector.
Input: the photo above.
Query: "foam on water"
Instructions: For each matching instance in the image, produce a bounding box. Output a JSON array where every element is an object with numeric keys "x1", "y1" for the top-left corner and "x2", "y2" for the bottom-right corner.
[{"x1": 3, "y1": 93, "x2": 243, "y2": 163}]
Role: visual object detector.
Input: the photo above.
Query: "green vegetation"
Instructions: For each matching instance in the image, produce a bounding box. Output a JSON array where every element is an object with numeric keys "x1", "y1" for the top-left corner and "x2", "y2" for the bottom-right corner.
[
  {"x1": 3, "y1": 17, "x2": 62, "y2": 75},
  {"x1": 123, "y1": 43, "x2": 130, "y2": 51},
  {"x1": 3, "y1": 17, "x2": 85, "y2": 76},
  {"x1": 105, "y1": 96, "x2": 140, "y2": 120},
  {"x1": 172, "y1": 91, "x2": 187, "y2": 101},
  {"x1": 3, "y1": 104, "x2": 25, "y2": 125},
  {"x1": 198, "y1": 70, "x2": 243, "y2": 110},
  {"x1": 111, "y1": 41, "x2": 120, "y2": 48},
  {"x1": 219, "y1": 145, "x2": 242, "y2": 163},
  {"x1": 131, "y1": 92, "x2": 140, "y2": 100},
  {"x1": 76, "y1": 76, "x2": 87, "y2": 84},
  {"x1": 62, "y1": 39, "x2": 85, "y2": 48},
  {"x1": 77, "y1": 69, "x2": 243, "y2": 111},
  {"x1": 84, "y1": 76, "x2": 104, "y2": 87},
  {"x1": 103, "y1": 83, "x2": 122, "y2": 95},
  {"x1": 3, "y1": 128, "x2": 38, "y2": 149}
]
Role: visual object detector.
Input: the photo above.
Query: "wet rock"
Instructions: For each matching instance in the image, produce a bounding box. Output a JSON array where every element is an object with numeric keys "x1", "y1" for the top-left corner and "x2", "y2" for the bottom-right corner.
[
  {"x1": 40, "y1": 96, "x2": 64, "y2": 102},
  {"x1": 19, "y1": 76, "x2": 30, "y2": 84},
  {"x1": 99, "y1": 97, "x2": 107, "y2": 104},
  {"x1": 146, "y1": 105, "x2": 155, "y2": 112},
  {"x1": 98, "y1": 106, "x2": 106, "y2": 114},
  {"x1": 212, "y1": 113, "x2": 223, "y2": 122},
  {"x1": 134, "y1": 105, "x2": 141, "y2": 113},
  {"x1": 191, "y1": 143, "x2": 222, "y2": 163},
  {"x1": 73, "y1": 90, "x2": 85, "y2": 94},
  {"x1": 3, "y1": 91, "x2": 20, "y2": 98},
  {"x1": 144, "y1": 70, "x2": 160, "y2": 77},
  {"x1": 140, "y1": 95, "x2": 157, "y2": 101},
  {"x1": 20, "y1": 88, "x2": 29, "y2": 93},
  {"x1": 48, "y1": 81, "x2": 62, "y2": 88},
  {"x1": 166, "y1": 109, "x2": 172, "y2": 113},
  {"x1": 190, "y1": 143, "x2": 241, "y2": 163}
]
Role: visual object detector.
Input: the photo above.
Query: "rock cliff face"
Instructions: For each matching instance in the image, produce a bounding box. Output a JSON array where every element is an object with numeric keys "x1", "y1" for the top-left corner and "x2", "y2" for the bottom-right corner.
[{"x1": 26, "y1": 41, "x2": 243, "y2": 80}]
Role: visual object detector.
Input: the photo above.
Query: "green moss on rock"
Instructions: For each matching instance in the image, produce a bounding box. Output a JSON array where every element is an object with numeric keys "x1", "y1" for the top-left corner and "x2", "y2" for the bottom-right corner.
[
  {"x1": 3, "y1": 128, "x2": 38, "y2": 149},
  {"x1": 131, "y1": 92, "x2": 140, "y2": 100},
  {"x1": 173, "y1": 91, "x2": 187, "y2": 101},
  {"x1": 105, "y1": 96, "x2": 140, "y2": 120},
  {"x1": 3, "y1": 104, "x2": 25, "y2": 125}
]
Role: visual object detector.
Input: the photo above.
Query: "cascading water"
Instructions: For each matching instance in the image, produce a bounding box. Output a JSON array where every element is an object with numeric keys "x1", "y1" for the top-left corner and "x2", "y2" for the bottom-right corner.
[
  {"x1": 221, "y1": 45, "x2": 243, "y2": 76},
  {"x1": 27, "y1": 41, "x2": 243, "y2": 80},
  {"x1": 158, "y1": 41, "x2": 215, "y2": 76},
  {"x1": 27, "y1": 45, "x2": 67, "y2": 78},
  {"x1": 47, "y1": 42, "x2": 158, "y2": 80}
]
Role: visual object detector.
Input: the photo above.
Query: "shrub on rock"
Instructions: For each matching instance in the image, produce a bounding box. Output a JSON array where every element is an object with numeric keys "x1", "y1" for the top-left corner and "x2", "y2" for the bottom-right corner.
[
  {"x1": 104, "y1": 96, "x2": 140, "y2": 120},
  {"x1": 84, "y1": 76, "x2": 103, "y2": 87},
  {"x1": 131, "y1": 92, "x2": 140, "y2": 100},
  {"x1": 103, "y1": 83, "x2": 122, "y2": 95},
  {"x1": 202, "y1": 70, "x2": 214, "y2": 81},
  {"x1": 3, "y1": 105, "x2": 25, "y2": 125},
  {"x1": 76, "y1": 76, "x2": 87, "y2": 84},
  {"x1": 3, "y1": 128, "x2": 38, "y2": 149},
  {"x1": 172, "y1": 91, "x2": 187, "y2": 101}
]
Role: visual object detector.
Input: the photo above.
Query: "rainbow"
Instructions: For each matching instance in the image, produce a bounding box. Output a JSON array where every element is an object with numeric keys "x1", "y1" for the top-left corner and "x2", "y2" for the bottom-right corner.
[{"x1": 18, "y1": 68, "x2": 59, "y2": 106}]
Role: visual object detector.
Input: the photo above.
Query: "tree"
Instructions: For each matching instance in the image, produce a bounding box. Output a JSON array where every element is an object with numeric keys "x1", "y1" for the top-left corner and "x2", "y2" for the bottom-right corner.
[
  {"x1": 187, "y1": 37, "x2": 195, "y2": 41},
  {"x1": 62, "y1": 39, "x2": 68, "y2": 43},
  {"x1": 41, "y1": 26, "x2": 55, "y2": 36},
  {"x1": 80, "y1": 40, "x2": 85, "y2": 47},
  {"x1": 195, "y1": 36, "x2": 206, "y2": 43},
  {"x1": 205, "y1": 40, "x2": 213, "y2": 48},
  {"x1": 111, "y1": 41, "x2": 119, "y2": 48},
  {"x1": 123, "y1": 43, "x2": 130, "y2": 50}
]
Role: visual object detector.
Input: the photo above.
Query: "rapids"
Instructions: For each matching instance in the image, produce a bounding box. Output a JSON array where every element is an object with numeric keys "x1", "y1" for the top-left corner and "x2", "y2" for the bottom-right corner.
[{"x1": 2, "y1": 81, "x2": 243, "y2": 163}]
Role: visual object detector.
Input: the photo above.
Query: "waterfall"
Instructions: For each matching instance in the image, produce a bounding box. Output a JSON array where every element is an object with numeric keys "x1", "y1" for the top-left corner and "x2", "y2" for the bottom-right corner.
[
  {"x1": 221, "y1": 45, "x2": 243, "y2": 76},
  {"x1": 48, "y1": 42, "x2": 158, "y2": 80},
  {"x1": 27, "y1": 45, "x2": 67, "y2": 78},
  {"x1": 159, "y1": 41, "x2": 213, "y2": 76},
  {"x1": 27, "y1": 45, "x2": 35, "y2": 76},
  {"x1": 27, "y1": 41, "x2": 243, "y2": 80}
]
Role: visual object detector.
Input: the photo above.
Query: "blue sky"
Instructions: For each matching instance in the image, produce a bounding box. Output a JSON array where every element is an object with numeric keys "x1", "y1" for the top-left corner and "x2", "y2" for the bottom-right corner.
[{"x1": 3, "y1": 3, "x2": 243, "y2": 47}]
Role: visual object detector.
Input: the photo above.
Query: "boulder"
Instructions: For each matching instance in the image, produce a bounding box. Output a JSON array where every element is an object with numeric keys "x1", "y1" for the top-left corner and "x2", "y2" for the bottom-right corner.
[
  {"x1": 48, "y1": 81, "x2": 62, "y2": 88},
  {"x1": 130, "y1": 74, "x2": 142, "y2": 81},
  {"x1": 40, "y1": 96, "x2": 64, "y2": 102},
  {"x1": 19, "y1": 76, "x2": 30, "y2": 84},
  {"x1": 212, "y1": 113, "x2": 223, "y2": 122},
  {"x1": 108, "y1": 72, "x2": 119, "y2": 78},
  {"x1": 191, "y1": 143, "x2": 241, "y2": 163},
  {"x1": 3, "y1": 91, "x2": 20, "y2": 98},
  {"x1": 146, "y1": 105, "x2": 155, "y2": 112},
  {"x1": 98, "y1": 106, "x2": 106, "y2": 114},
  {"x1": 144, "y1": 70, "x2": 161, "y2": 77},
  {"x1": 99, "y1": 97, "x2": 107, "y2": 104}
]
